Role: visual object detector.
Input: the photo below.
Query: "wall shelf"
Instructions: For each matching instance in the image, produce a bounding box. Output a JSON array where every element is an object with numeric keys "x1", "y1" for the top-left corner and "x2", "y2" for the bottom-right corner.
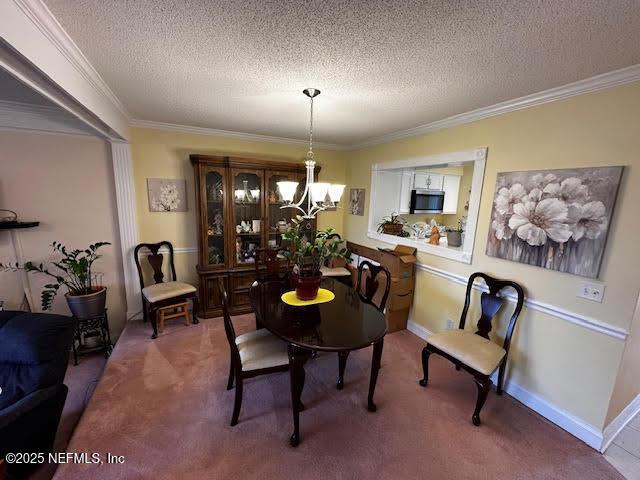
[{"x1": 0, "y1": 221, "x2": 39, "y2": 230}]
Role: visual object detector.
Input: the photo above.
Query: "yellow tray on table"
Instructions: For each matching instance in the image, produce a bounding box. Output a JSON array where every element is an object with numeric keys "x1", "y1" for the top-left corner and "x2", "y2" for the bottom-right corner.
[{"x1": 281, "y1": 288, "x2": 335, "y2": 306}]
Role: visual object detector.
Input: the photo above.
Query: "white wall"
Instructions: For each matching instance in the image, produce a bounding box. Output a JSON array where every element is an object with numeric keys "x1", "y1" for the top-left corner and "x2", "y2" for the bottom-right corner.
[{"x1": 0, "y1": 129, "x2": 128, "y2": 336}]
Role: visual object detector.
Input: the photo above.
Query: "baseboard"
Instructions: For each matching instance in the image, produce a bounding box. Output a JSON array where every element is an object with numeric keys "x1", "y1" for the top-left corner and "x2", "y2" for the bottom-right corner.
[
  {"x1": 406, "y1": 320, "x2": 603, "y2": 450},
  {"x1": 601, "y1": 393, "x2": 640, "y2": 452}
]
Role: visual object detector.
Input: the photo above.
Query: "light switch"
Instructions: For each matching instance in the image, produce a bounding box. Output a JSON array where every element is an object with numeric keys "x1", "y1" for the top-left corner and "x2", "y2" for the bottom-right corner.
[{"x1": 576, "y1": 282, "x2": 605, "y2": 303}]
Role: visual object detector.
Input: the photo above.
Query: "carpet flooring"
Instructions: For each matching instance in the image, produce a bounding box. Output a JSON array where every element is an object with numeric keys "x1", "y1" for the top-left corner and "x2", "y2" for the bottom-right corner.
[
  {"x1": 53, "y1": 315, "x2": 622, "y2": 480},
  {"x1": 32, "y1": 353, "x2": 107, "y2": 480}
]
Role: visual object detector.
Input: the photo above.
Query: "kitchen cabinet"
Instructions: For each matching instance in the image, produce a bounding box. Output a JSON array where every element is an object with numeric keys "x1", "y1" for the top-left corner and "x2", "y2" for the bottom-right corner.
[
  {"x1": 442, "y1": 175, "x2": 462, "y2": 214},
  {"x1": 398, "y1": 170, "x2": 414, "y2": 213},
  {"x1": 413, "y1": 172, "x2": 444, "y2": 191}
]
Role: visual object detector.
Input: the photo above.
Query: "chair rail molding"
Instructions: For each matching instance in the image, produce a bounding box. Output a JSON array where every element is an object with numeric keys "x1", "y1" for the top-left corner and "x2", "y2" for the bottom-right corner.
[
  {"x1": 406, "y1": 320, "x2": 604, "y2": 450},
  {"x1": 414, "y1": 262, "x2": 629, "y2": 340},
  {"x1": 110, "y1": 141, "x2": 141, "y2": 320}
]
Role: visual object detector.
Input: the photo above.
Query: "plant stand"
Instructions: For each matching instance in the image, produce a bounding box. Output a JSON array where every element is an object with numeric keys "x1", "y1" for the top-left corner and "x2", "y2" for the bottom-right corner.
[{"x1": 72, "y1": 309, "x2": 112, "y2": 366}]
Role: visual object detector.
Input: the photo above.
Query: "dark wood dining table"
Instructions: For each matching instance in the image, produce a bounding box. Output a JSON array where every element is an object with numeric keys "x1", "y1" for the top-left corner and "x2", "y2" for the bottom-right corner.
[{"x1": 249, "y1": 277, "x2": 387, "y2": 447}]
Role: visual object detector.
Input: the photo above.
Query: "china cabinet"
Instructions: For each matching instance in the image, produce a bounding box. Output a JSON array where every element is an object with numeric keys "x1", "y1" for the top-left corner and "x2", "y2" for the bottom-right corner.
[{"x1": 191, "y1": 154, "x2": 317, "y2": 317}]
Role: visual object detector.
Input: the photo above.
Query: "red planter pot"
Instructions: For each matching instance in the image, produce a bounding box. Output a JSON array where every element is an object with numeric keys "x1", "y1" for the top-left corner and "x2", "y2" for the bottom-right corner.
[{"x1": 292, "y1": 273, "x2": 322, "y2": 301}]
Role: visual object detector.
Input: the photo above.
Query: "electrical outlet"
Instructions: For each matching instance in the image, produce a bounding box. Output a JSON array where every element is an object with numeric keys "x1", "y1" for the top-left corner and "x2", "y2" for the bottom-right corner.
[
  {"x1": 576, "y1": 282, "x2": 605, "y2": 303},
  {"x1": 446, "y1": 319, "x2": 455, "y2": 330}
]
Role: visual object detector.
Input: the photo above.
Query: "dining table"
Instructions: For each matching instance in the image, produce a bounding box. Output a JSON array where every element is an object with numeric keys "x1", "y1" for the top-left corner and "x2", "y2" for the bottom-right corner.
[{"x1": 249, "y1": 277, "x2": 388, "y2": 447}]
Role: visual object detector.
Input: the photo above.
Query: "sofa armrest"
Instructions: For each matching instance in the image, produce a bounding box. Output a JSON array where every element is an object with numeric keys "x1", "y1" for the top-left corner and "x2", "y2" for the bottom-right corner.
[{"x1": 0, "y1": 384, "x2": 67, "y2": 452}]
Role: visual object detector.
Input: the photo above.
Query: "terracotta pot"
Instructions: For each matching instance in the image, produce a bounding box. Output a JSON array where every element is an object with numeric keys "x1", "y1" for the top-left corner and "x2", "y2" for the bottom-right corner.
[
  {"x1": 65, "y1": 287, "x2": 107, "y2": 319},
  {"x1": 293, "y1": 273, "x2": 322, "y2": 301},
  {"x1": 382, "y1": 223, "x2": 404, "y2": 236}
]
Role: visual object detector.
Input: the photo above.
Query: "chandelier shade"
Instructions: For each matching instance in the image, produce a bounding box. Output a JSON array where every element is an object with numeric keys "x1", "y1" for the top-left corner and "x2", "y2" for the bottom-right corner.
[{"x1": 277, "y1": 181, "x2": 299, "y2": 203}]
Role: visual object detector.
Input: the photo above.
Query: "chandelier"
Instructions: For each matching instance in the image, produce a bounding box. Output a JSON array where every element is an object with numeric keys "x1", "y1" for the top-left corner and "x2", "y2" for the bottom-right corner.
[{"x1": 277, "y1": 88, "x2": 345, "y2": 218}]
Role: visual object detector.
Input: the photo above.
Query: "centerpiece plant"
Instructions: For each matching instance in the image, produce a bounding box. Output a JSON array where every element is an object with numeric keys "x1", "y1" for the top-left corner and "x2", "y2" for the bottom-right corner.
[
  {"x1": 282, "y1": 217, "x2": 349, "y2": 300},
  {"x1": 0, "y1": 241, "x2": 110, "y2": 318}
]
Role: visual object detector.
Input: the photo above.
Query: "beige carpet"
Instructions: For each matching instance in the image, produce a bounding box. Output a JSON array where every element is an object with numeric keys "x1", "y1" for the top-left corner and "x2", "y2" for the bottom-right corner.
[{"x1": 54, "y1": 315, "x2": 621, "y2": 480}]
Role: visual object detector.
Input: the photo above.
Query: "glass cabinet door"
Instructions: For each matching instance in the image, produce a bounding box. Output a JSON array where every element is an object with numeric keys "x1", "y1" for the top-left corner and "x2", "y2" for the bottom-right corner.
[
  {"x1": 204, "y1": 168, "x2": 225, "y2": 267},
  {"x1": 231, "y1": 169, "x2": 264, "y2": 266},
  {"x1": 266, "y1": 171, "x2": 300, "y2": 249}
]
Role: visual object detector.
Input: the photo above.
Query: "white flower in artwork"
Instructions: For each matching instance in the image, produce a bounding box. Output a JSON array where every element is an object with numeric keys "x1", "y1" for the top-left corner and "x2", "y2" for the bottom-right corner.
[
  {"x1": 508, "y1": 198, "x2": 572, "y2": 246},
  {"x1": 543, "y1": 177, "x2": 589, "y2": 204},
  {"x1": 568, "y1": 201, "x2": 608, "y2": 241},
  {"x1": 523, "y1": 187, "x2": 543, "y2": 203},
  {"x1": 494, "y1": 183, "x2": 527, "y2": 215},
  {"x1": 530, "y1": 173, "x2": 558, "y2": 188},
  {"x1": 491, "y1": 215, "x2": 514, "y2": 240},
  {"x1": 153, "y1": 183, "x2": 181, "y2": 211}
]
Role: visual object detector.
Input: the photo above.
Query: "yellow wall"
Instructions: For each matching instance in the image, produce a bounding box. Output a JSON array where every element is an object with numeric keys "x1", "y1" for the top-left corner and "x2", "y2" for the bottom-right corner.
[
  {"x1": 344, "y1": 81, "x2": 640, "y2": 429},
  {"x1": 0, "y1": 131, "x2": 128, "y2": 336},
  {"x1": 130, "y1": 127, "x2": 348, "y2": 284}
]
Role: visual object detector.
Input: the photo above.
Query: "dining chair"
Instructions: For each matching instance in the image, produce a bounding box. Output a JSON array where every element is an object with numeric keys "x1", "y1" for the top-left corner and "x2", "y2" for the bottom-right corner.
[
  {"x1": 336, "y1": 260, "x2": 391, "y2": 390},
  {"x1": 134, "y1": 241, "x2": 198, "y2": 339},
  {"x1": 254, "y1": 247, "x2": 290, "y2": 282},
  {"x1": 418, "y1": 272, "x2": 524, "y2": 426},
  {"x1": 219, "y1": 278, "x2": 291, "y2": 426}
]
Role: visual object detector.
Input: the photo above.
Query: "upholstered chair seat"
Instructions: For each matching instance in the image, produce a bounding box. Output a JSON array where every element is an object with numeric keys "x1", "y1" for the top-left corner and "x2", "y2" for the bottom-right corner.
[
  {"x1": 320, "y1": 265, "x2": 351, "y2": 277},
  {"x1": 142, "y1": 281, "x2": 196, "y2": 303},
  {"x1": 235, "y1": 329, "x2": 289, "y2": 371},
  {"x1": 427, "y1": 330, "x2": 506, "y2": 376}
]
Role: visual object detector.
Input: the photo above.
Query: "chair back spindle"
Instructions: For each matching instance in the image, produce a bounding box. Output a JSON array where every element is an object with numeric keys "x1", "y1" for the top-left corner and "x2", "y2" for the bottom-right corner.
[
  {"x1": 458, "y1": 272, "x2": 525, "y2": 353},
  {"x1": 133, "y1": 241, "x2": 177, "y2": 290},
  {"x1": 356, "y1": 260, "x2": 391, "y2": 312},
  {"x1": 218, "y1": 278, "x2": 241, "y2": 366}
]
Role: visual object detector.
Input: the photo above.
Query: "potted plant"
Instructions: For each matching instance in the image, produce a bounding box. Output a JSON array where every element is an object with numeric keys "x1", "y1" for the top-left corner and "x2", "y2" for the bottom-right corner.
[
  {"x1": 1, "y1": 241, "x2": 111, "y2": 318},
  {"x1": 377, "y1": 213, "x2": 405, "y2": 236},
  {"x1": 282, "y1": 218, "x2": 349, "y2": 300},
  {"x1": 446, "y1": 220, "x2": 464, "y2": 247}
]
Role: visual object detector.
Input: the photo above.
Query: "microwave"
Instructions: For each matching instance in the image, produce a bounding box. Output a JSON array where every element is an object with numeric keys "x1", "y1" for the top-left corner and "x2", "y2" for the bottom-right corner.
[{"x1": 410, "y1": 189, "x2": 445, "y2": 213}]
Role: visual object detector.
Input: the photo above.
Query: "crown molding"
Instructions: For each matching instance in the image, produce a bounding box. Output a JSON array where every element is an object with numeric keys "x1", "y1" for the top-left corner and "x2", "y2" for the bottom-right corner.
[
  {"x1": 11, "y1": 0, "x2": 130, "y2": 121},
  {"x1": 11, "y1": 1, "x2": 636, "y2": 151},
  {"x1": 129, "y1": 119, "x2": 349, "y2": 151},
  {"x1": 0, "y1": 99, "x2": 97, "y2": 137},
  {"x1": 351, "y1": 64, "x2": 640, "y2": 149}
]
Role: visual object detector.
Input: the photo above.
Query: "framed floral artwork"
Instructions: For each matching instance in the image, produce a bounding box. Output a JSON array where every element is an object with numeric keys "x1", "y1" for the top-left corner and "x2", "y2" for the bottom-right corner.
[
  {"x1": 348, "y1": 188, "x2": 365, "y2": 216},
  {"x1": 486, "y1": 166, "x2": 623, "y2": 278},
  {"x1": 147, "y1": 178, "x2": 188, "y2": 212}
]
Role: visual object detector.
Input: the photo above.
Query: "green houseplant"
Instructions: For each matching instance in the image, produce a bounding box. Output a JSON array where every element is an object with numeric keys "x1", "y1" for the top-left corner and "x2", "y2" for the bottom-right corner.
[
  {"x1": 282, "y1": 217, "x2": 349, "y2": 300},
  {"x1": 377, "y1": 213, "x2": 405, "y2": 236},
  {"x1": 0, "y1": 241, "x2": 111, "y2": 318},
  {"x1": 446, "y1": 220, "x2": 464, "y2": 247}
]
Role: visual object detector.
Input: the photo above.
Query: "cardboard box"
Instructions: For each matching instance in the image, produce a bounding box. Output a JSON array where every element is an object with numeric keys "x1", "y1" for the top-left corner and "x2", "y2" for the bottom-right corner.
[
  {"x1": 378, "y1": 245, "x2": 417, "y2": 280},
  {"x1": 386, "y1": 277, "x2": 414, "y2": 310},
  {"x1": 386, "y1": 307, "x2": 411, "y2": 333},
  {"x1": 345, "y1": 242, "x2": 417, "y2": 332}
]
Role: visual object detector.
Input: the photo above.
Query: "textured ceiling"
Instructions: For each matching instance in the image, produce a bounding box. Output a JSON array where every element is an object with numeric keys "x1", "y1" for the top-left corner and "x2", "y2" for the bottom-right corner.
[{"x1": 45, "y1": 0, "x2": 640, "y2": 145}]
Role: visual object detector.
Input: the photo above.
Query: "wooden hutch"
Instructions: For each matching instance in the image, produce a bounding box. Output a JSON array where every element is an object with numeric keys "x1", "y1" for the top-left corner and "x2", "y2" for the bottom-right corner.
[{"x1": 190, "y1": 154, "x2": 318, "y2": 317}]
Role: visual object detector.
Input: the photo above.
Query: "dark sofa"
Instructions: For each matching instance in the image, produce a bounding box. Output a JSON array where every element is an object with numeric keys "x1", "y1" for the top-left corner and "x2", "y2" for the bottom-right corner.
[{"x1": 0, "y1": 310, "x2": 76, "y2": 479}]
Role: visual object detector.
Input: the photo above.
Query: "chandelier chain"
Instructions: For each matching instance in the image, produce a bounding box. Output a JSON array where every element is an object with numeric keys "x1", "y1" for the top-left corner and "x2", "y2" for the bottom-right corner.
[{"x1": 307, "y1": 96, "x2": 314, "y2": 161}]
